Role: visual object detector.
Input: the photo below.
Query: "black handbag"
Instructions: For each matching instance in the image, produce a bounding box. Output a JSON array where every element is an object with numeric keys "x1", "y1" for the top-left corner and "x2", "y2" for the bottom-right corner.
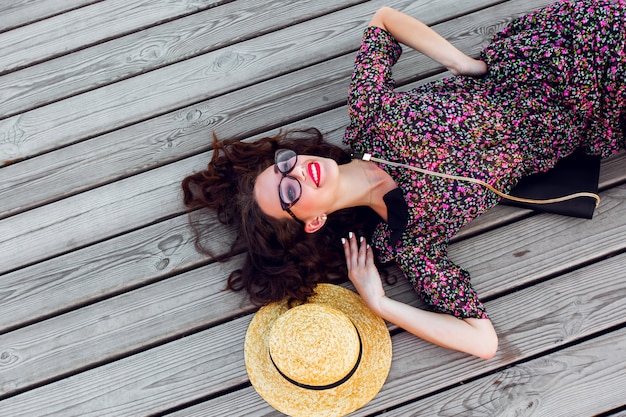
[{"x1": 501, "y1": 148, "x2": 601, "y2": 219}]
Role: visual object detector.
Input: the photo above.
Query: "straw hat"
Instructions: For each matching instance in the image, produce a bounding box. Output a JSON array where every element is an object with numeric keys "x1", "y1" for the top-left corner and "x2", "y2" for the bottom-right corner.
[{"x1": 244, "y1": 283, "x2": 392, "y2": 417}]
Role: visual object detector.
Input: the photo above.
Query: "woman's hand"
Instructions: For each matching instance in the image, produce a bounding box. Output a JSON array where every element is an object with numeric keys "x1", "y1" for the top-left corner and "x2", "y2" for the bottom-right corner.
[
  {"x1": 342, "y1": 232, "x2": 385, "y2": 314},
  {"x1": 449, "y1": 57, "x2": 488, "y2": 77}
]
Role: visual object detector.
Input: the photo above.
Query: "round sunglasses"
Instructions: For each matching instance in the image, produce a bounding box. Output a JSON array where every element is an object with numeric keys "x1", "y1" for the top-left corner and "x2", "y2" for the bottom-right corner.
[{"x1": 275, "y1": 149, "x2": 304, "y2": 225}]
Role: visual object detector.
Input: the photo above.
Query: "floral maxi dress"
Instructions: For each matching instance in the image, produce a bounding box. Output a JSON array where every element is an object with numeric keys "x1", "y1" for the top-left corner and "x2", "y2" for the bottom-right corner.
[{"x1": 343, "y1": 0, "x2": 625, "y2": 319}]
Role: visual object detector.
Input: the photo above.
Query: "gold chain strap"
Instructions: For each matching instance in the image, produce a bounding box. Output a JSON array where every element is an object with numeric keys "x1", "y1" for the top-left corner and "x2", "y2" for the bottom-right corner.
[{"x1": 359, "y1": 153, "x2": 601, "y2": 208}]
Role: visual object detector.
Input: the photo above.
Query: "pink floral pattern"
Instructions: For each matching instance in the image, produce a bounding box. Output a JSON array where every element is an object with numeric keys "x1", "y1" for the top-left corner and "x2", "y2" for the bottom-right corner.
[{"x1": 343, "y1": 0, "x2": 625, "y2": 319}]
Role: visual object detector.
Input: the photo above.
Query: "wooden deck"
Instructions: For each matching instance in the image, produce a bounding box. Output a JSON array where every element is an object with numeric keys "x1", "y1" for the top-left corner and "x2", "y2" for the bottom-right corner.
[{"x1": 1, "y1": 0, "x2": 625, "y2": 415}]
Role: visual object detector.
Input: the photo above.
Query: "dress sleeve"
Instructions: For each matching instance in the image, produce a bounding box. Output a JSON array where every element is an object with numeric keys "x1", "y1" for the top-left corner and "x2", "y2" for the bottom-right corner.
[
  {"x1": 344, "y1": 26, "x2": 403, "y2": 146},
  {"x1": 400, "y1": 245, "x2": 489, "y2": 320}
]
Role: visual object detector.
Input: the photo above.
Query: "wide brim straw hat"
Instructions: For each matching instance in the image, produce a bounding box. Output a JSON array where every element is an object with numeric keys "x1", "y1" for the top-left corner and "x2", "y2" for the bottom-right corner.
[{"x1": 244, "y1": 283, "x2": 392, "y2": 417}]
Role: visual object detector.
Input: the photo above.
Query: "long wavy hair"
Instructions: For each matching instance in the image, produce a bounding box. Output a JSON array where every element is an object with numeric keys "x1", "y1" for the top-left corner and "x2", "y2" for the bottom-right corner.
[{"x1": 182, "y1": 128, "x2": 381, "y2": 305}]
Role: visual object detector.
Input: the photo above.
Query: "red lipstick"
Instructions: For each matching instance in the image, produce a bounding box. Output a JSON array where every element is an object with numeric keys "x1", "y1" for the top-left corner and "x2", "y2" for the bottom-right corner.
[{"x1": 308, "y1": 162, "x2": 321, "y2": 187}]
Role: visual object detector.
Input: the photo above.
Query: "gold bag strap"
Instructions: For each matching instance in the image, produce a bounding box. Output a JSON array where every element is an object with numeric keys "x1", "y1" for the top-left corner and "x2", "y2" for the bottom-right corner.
[{"x1": 358, "y1": 153, "x2": 601, "y2": 208}]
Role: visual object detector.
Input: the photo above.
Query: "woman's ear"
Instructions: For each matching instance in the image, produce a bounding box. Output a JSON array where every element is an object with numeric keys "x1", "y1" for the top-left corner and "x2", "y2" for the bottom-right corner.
[{"x1": 304, "y1": 214, "x2": 327, "y2": 234}]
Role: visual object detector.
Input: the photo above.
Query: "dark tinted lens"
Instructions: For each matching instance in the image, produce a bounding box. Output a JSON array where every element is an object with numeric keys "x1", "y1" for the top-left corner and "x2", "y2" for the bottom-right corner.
[
  {"x1": 279, "y1": 176, "x2": 301, "y2": 206},
  {"x1": 275, "y1": 149, "x2": 297, "y2": 174}
]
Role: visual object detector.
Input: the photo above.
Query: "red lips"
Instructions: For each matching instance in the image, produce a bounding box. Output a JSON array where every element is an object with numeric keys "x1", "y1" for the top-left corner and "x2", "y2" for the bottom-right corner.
[{"x1": 308, "y1": 162, "x2": 321, "y2": 187}]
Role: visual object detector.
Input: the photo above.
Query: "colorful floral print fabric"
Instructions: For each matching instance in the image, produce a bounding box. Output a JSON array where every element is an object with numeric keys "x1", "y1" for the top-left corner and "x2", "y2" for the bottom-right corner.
[{"x1": 343, "y1": 0, "x2": 625, "y2": 319}]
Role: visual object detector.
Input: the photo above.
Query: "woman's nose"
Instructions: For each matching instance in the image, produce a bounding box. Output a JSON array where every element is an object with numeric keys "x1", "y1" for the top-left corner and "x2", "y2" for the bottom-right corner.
[{"x1": 290, "y1": 161, "x2": 307, "y2": 182}]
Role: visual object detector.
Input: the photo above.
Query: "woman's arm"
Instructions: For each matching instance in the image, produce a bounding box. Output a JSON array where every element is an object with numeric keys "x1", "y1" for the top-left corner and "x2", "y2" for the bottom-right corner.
[
  {"x1": 342, "y1": 233, "x2": 498, "y2": 360},
  {"x1": 369, "y1": 6, "x2": 487, "y2": 77}
]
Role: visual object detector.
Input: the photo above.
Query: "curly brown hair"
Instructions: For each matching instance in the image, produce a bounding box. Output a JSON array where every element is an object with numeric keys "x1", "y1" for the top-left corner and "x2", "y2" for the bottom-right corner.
[{"x1": 182, "y1": 128, "x2": 381, "y2": 305}]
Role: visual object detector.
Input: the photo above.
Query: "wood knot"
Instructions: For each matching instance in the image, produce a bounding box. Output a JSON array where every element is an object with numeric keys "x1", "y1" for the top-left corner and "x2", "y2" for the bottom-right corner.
[{"x1": 0, "y1": 350, "x2": 19, "y2": 367}]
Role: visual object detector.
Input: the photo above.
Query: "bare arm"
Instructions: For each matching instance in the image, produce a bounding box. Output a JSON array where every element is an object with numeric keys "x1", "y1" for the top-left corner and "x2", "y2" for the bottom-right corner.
[
  {"x1": 369, "y1": 6, "x2": 487, "y2": 77},
  {"x1": 342, "y1": 233, "x2": 498, "y2": 360}
]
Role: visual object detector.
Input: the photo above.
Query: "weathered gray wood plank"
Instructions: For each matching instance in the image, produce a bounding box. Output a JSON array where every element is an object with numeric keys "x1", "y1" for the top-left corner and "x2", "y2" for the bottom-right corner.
[
  {"x1": 0, "y1": 0, "x2": 98, "y2": 33},
  {"x1": 0, "y1": 0, "x2": 367, "y2": 118},
  {"x1": 167, "y1": 388, "x2": 272, "y2": 417},
  {"x1": 0, "y1": 254, "x2": 248, "y2": 397},
  {"x1": 0, "y1": 3, "x2": 626, "y2": 416},
  {"x1": 365, "y1": 329, "x2": 626, "y2": 417},
  {"x1": 0, "y1": 0, "x2": 224, "y2": 74},
  {"x1": 2, "y1": 0, "x2": 623, "y2": 414},
  {"x1": 0, "y1": 160, "x2": 189, "y2": 273},
  {"x1": 0, "y1": 313, "x2": 253, "y2": 416},
  {"x1": 1, "y1": 186, "x2": 624, "y2": 399},
  {"x1": 0, "y1": 0, "x2": 551, "y2": 167},
  {"x1": 0, "y1": 212, "x2": 224, "y2": 333}
]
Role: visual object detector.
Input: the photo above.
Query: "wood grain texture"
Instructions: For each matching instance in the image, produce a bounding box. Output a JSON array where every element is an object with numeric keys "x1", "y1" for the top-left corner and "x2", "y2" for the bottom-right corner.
[
  {"x1": 369, "y1": 329, "x2": 626, "y2": 417},
  {"x1": 0, "y1": 164, "x2": 189, "y2": 273},
  {"x1": 0, "y1": 0, "x2": 366, "y2": 118},
  {"x1": 0, "y1": 254, "x2": 250, "y2": 397},
  {"x1": 0, "y1": 0, "x2": 223, "y2": 74},
  {"x1": 0, "y1": 315, "x2": 253, "y2": 416},
  {"x1": 3, "y1": 253, "x2": 625, "y2": 412},
  {"x1": 0, "y1": 0, "x2": 98, "y2": 33},
  {"x1": 0, "y1": 212, "x2": 229, "y2": 332}
]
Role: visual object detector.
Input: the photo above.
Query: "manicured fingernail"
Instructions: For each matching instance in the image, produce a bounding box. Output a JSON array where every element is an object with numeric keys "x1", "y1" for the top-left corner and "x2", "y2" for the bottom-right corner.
[
  {"x1": 349, "y1": 232, "x2": 353, "y2": 239},
  {"x1": 359, "y1": 236, "x2": 364, "y2": 243},
  {"x1": 341, "y1": 238, "x2": 346, "y2": 244},
  {"x1": 367, "y1": 244, "x2": 370, "y2": 249}
]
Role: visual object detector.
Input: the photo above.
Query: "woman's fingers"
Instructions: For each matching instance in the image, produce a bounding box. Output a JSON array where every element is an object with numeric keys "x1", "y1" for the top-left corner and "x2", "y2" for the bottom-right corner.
[
  {"x1": 341, "y1": 236, "x2": 351, "y2": 268},
  {"x1": 341, "y1": 232, "x2": 386, "y2": 310},
  {"x1": 342, "y1": 232, "x2": 368, "y2": 271},
  {"x1": 349, "y1": 232, "x2": 359, "y2": 265},
  {"x1": 365, "y1": 240, "x2": 374, "y2": 265},
  {"x1": 342, "y1": 232, "x2": 357, "y2": 268},
  {"x1": 357, "y1": 235, "x2": 367, "y2": 264}
]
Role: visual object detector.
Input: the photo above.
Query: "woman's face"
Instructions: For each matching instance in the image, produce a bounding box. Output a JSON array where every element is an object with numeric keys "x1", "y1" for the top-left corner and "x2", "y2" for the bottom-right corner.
[{"x1": 254, "y1": 153, "x2": 340, "y2": 228}]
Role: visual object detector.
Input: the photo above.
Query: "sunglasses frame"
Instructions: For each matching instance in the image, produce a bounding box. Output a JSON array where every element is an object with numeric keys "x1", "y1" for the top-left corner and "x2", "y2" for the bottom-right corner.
[{"x1": 275, "y1": 149, "x2": 305, "y2": 225}]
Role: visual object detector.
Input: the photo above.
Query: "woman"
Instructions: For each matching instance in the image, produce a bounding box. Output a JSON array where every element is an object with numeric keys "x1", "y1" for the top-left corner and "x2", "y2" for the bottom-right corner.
[{"x1": 183, "y1": 0, "x2": 625, "y2": 359}]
